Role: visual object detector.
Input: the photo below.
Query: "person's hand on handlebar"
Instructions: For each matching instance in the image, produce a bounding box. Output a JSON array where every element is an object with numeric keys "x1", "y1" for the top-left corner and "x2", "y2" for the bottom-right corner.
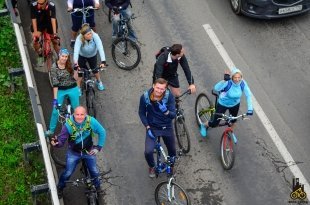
[
  {"x1": 146, "y1": 127, "x2": 155, "y2": 140},
  {"x1": 99, "y1": 61, "x2": 107, "y2": 68},
  {"x1": 50, "y1": 136, "x2": 59, "y2": 146},
  {"x1": 188, "y1": 84, "x2": 196, "y2": 94}
]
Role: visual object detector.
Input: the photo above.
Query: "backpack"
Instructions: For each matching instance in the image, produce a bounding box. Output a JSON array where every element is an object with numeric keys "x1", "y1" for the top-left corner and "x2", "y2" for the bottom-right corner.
[
  {"x1": 144, "y1": 89, "x2": 170, "y2": 106},
  {"x1": 155, "y1": 46, "x2": 170, "y2": 60},
  {"x1": 221, "y1": 80, "x2": 245, "y2": 93}
]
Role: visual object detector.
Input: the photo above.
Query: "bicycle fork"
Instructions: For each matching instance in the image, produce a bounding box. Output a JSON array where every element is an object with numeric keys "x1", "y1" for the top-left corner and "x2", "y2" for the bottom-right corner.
[{"x1": 167, "y1": 177, "x2": 175, "y2": 202}]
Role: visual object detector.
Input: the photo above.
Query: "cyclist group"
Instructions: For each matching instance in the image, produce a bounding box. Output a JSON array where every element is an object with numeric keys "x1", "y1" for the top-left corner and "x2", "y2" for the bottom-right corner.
[{"x1": 30, "y1": 0, "x2": 254, "y2": 199}]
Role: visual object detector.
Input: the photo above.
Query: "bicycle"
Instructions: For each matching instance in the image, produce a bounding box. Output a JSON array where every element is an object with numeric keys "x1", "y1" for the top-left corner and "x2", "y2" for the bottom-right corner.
[
  {"x1": 195, "y1": 90, "x2": 250, "y2": 170},
  {"x1": 69, "y1": 5, "x2": 98, "y2": 27},
  {"x1": 174, "y1": 90, "x2": 192, "y2": 154},
  {"x1": 49, "y1": 97, "x2": 72, "y2": 167},
  {"x1": 34, "y1": 31, "x2": 59, "y2": 87},
  {"x1": 78, "y1": 66, "x2": 106, "y2": 118},
  {"x1": 65, "y1": 159, "x2": 112, "y2": 205},
  {"x1": 153, "y1": 137, "x2": 191, "y2": 205},
  {"x1": 110, "y1": 9, "x2": 141, "y2": 70}
]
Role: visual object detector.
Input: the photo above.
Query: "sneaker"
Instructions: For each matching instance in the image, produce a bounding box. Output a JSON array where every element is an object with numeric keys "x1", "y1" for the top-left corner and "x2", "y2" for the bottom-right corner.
[
  {"x1": 57, "y1": 187, "x2": 63, "y2": 199},
  {"x1": 45, "y1": 130, "x2": 54, "y2": 137},
  {"x1": 96, "y1": 81, "x2": 105, "y2": 91},
  {"x1": 199, "y1": 124, "x2": 208, "y2": 138},
  {"x1": 70, "y1": 40, "x2": 75, "y2": 49},
  {"x1": 149, "y1": 167, "x2": 155, "y2": 178}
]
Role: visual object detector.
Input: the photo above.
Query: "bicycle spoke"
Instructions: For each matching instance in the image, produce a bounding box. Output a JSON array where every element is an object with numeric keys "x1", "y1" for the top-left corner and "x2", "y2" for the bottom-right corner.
[{"x1": 156, "y1": 182, "x2": 189, "y2": 205}]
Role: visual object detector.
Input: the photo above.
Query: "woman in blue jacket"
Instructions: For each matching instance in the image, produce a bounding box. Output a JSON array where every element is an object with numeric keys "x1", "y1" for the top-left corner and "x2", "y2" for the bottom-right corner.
[
  {"x1": 200, "y1": 67, "x2": 253, "y2": 137},
  {"x1": 74, "y1": 23, "x2": 107, "y2": 92}
]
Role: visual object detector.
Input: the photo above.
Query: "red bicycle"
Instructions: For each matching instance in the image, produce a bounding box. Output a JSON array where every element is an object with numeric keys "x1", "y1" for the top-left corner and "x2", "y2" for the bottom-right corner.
[{"x1": 34, "y1": 31, "x2": 59, "y2": 87}]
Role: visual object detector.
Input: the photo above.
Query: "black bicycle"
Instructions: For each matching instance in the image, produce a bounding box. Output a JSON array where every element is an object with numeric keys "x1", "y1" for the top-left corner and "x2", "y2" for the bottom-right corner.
[
  {"x1": 49, "y1": 97, "x2": 72, "y2": 167},
  {"x1": 153, "y1": 137, "x2": 190, "y2": 205},
  {"x1": 110, "y1": 9, "x2": 141, "y2": 70},
  {"x1": 174, "y1": 90, "x2": 192, "y2": 154},
  {"x1": 65, "y1": 159, "x2": 112, "y2": 205},
  {"x1": 78, "y1": 66, "x2": 105, "y2": 118}
]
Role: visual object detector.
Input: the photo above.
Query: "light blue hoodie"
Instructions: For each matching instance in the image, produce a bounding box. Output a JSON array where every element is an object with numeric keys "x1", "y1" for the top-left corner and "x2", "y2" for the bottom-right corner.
[
  {"x1": 214, "y1": 68, "x2": 253, "y2": 111},
  {"x1": 73, "y1": 30, "x2": 106, "y2": 63}
]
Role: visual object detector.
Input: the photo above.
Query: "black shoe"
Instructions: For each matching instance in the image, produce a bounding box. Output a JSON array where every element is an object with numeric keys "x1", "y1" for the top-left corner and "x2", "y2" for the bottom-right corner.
[
  {"x1": 57, "y1": 187, "x2": 63, "y2": 199},
  {"x1": 96, "y1": 186, "x2": 104, "y2": 194}
]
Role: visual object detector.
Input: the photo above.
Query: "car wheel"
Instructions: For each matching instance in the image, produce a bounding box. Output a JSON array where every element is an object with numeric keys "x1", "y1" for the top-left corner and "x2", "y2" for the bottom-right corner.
[{"x1": 230, "y1": 0, "x2": 242, "y2": 15}]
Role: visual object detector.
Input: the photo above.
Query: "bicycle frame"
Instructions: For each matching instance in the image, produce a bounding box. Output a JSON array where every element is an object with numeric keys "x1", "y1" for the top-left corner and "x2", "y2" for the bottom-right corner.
[{"x1": 175, "y1": 90, "x2": 191, "y2": 120}]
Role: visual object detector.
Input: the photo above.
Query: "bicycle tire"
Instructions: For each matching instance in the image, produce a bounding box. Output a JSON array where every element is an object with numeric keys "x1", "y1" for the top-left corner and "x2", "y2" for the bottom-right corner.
[
  {"x1": 50, "y1": 141, "x2": 66, "y2": 167},
  {"x1": 220, "y1": 131, "x2": 235, "y2": 170},
  {"x1": 195, "y1": 93, "x2": 214, "y2": 127},
  {"x1": 108, "y1": 8, "x2": 112, "y2": 23},
  {"x1": 174, "y1": 117, "x2": 191, "y2": 154},
  {"x1": 111, "y1": 37, "x2": 141, "y2": 70},
  {"x1": 87, "y1": 193, "x2": 99, "y2": 205},
  {"x1": 86, "y1": 87, "x2": 97, "y2": 118},
  {"x1": 155, "y1": 181, "x2": 190, "y2": 205}
]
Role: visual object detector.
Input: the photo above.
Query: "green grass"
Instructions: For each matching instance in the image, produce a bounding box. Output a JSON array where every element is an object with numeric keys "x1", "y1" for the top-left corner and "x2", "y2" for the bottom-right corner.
[{"x1": 0, "y1": 16, "x2": 49, "y2": 205}]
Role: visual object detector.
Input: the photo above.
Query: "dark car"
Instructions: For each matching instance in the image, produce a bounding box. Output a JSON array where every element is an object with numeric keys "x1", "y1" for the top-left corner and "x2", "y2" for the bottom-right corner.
[{"x1": 230, "y1": 0, "x2": 310, "y2": 19}]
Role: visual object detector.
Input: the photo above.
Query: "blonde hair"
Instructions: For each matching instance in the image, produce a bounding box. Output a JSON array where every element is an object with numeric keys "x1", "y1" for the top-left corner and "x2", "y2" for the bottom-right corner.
[{"x1": 80, "y1": 23, "x2": 92, "y2": 46}]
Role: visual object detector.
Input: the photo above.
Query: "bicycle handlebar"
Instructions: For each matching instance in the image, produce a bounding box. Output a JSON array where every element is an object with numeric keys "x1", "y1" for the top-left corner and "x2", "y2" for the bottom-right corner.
[
  {"x1": 65, "y1": 169, "x2": 112, "y2": 186},
  {"x1": 215, "y1": 113, "x2": 250, "y2": 121},
  {"x1": 69, "y1": 6, "x2": 98, "y2": 14}
]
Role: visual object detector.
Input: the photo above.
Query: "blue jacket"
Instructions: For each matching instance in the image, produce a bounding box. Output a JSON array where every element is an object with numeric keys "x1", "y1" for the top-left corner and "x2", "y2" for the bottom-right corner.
[
  {"x1": 138, "y1": 89, "x2": 176, "y2": 137},
  {"x1": 57, "y1": 115, "x2": 106, "y2": 152},
  {"x1": 73, "y1": 30, "x2": 106, "y2": 63},
  {"x1": 214, "y1": 76, "x2": 253, "y2": 111}
]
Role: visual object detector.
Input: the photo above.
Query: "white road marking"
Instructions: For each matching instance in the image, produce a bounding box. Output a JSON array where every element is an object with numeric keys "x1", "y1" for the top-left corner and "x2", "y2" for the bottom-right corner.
[{"x1": 203, "y1": 23, "x2": 309, "y2": 194}]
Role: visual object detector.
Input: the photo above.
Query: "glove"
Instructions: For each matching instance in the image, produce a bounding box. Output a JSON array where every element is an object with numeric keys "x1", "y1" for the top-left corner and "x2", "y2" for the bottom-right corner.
[
  {"x1": 224, "y1": 73, "x2": 231, "y2": 81},
  {"x1": 147, "y1": 128, "x2": 155, "y2": 140},
  {"x1": 88, "y1": 147, "x2": 100, "y2": 155},
  {"x1": 157, "y1": 101, "x2": 168, "y2": 113},
  {"x1": 246, "y1": 110, "x2": 253, "y2": 116},
  {"x1": 53, "y1": 99, "x2": 58, "y2": 108}
]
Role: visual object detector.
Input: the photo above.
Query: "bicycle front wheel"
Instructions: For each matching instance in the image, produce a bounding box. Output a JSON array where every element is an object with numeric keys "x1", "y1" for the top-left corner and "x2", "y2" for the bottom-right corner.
[
  {"x1": 86, "y1": 87, "x2": 97, "y2": 118},
  {"x1": 111, "y1": 37, "x2": 141, "y2": 70},
  {"x1": 174, "y1": 117, "x2": 191, "y2": 154},
  {"x1": 155, "y1": 181, "x2": 190, "y2": 205},
  {"x1": 220, "y1": 131, "x2": 235, "y2": 170},
  {"x1": 195, "y1": 93, "x2": 214, "y2": 127},
  {"x1": 87, "y1": 192, "x2": 99, "y2": 205}
]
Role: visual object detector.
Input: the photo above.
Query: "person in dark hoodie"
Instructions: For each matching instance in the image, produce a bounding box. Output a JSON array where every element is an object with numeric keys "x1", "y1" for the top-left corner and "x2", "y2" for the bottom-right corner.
[
  {"x1": 199, "y1": 67, "x2": 253, "y2": 137},
  {"x1": 138, "y1": 78, "x2": 176, "y2": 178}
]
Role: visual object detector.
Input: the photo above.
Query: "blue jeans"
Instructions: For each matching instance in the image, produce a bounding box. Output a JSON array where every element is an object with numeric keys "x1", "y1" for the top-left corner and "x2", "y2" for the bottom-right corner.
[
  {"x1": 48, "y1": 86, "x2": 80, "y2": 132},
  {"x1": 58, "y1": 149, "x2": 100, "y2": 189},
  {"x1": 112, "y1": 8, "x2": 137, "y2": 41},
  {"x1": 144, "y1": 133, "x2": 176, "y2": 168}
]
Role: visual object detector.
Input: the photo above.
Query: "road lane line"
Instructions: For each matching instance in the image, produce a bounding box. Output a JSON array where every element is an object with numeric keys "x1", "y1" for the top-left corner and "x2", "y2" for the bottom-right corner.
[{"x1": 202, "y1": 24, "x2": 310, "y2": 194}]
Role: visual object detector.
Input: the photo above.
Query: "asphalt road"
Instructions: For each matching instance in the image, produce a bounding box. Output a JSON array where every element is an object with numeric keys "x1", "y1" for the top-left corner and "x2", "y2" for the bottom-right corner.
[{"x1": 18, "y1": 0, "x2": 310, "y2": 204}]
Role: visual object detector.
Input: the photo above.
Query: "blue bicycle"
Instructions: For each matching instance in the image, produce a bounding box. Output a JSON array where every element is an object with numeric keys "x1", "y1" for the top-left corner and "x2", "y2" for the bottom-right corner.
[{"x1": 153, "y1": 137, "x2": 190, "y2": 205}]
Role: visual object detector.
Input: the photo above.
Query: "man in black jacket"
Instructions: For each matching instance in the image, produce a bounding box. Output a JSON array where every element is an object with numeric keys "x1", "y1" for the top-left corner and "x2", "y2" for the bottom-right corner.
[{"x1": 153, "y1": 44, "x2": 196, "y2": 96}]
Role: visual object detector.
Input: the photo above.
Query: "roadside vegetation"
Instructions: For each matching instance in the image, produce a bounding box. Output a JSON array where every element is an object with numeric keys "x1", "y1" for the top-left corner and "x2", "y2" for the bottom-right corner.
[{"x1": 0, "y1": 8, "x2": 49, "y2": 205}]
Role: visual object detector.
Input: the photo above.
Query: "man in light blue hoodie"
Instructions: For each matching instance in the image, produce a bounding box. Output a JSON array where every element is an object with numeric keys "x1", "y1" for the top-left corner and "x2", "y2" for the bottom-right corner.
[{"x1": 200, "y1": 68, "x2": 253, "y2": 137}]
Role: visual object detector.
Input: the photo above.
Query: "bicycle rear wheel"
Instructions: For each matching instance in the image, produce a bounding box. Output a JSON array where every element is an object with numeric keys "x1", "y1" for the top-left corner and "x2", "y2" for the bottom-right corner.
[
  {"x1": 220, "y1": 131, "x2": 235, "y2": 170},
  {"x1": 111, "y1": 37, "x2": 141, "y2": 70},
  {"x1": 195, "y1": 93, "x2": 214, "y2": 127},
  {"x1": 174, "y1": 117, "x2": 191, "y2": 154},
  {"x1": 155, "y1": 181, "x2": 190, "y2": 205},
  {"x1": 86, "y1": 87, "x2": 97, "y2": 118}
]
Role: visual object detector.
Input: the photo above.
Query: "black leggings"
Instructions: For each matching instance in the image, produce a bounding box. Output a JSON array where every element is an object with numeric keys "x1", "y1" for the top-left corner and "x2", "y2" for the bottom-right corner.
[
  {"x1": 78, "y1": 55, "x2": 99, "y2": 74},
  {"x1": 208, "y1": 103, "x2": 240, "y2": 127}
]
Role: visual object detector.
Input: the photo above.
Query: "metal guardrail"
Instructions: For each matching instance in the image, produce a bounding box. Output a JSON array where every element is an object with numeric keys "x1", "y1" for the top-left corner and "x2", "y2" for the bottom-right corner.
[{"x1": 4, "y1": 0, "x2": 60, "y2": 204}]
